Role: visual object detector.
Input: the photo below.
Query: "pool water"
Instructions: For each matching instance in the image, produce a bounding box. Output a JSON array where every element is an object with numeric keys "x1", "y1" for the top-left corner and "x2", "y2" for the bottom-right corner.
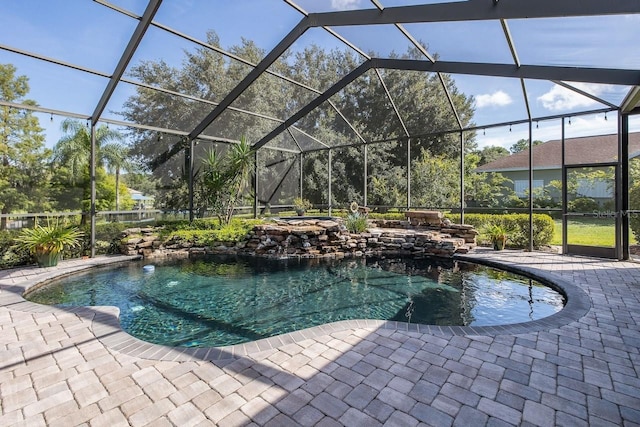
[{"x1": 26, "y1": 256, "x2": 565, "y2": 347}]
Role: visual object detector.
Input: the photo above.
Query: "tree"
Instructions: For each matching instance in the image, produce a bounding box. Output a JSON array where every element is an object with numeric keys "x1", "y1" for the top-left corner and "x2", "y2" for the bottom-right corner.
[
  {"x1": 102, "y1": 142, "x2": 136, "y2": 212},
  {"x1": 410, "y1": 150, "x2": 460, "y2": 209},
  {"x1": 465, "y1": 152, "x2": 514, "y2": 207},
  {"x1": 0, "y1": 64, "x2": 51, "y2": 229},
  {"x1": 510, "y1": 139, "x2": 543, "y2": 154},
  {"x1": 52, "y1": 119, "x2": 131, "y2": 218},
  {"x1": 121, "y1": 34, "x2": 476, "y2": 213},
  {"x1": 476, "y1": 145, "x2": 509, "y2": 166}
]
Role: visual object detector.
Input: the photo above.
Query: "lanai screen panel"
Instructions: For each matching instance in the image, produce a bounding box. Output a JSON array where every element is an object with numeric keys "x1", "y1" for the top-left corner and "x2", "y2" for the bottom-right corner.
[
  {"x1": 301, "y1": 150, "x2": 329, "y2": 207},
  {"x1": 257, "y1": 149, "x2": 301, "y2": 209},
  {"x1": 330, "y1": 145, "x2": 366, "y2": 207},
  {"x1": 509, "y1": 15, "x2": 640, "y2": 70},
  {"x1": 449, "y1": 74, "x2": 529, "y2": 129},
  {"x1": 403, "y1": 20, "x2": 513, "y2": 64},
  {"x1": 288, "y1": 128, "x2": 330, "y2": 152},
  {"x1": 326, "y1": 68, "x2": 403, "y2": 143}
]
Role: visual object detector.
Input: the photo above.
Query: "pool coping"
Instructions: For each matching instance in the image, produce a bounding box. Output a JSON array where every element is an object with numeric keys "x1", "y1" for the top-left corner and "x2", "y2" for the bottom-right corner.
[{"x1": 0, "y1": 253, "x2": 592, "y2": 361}]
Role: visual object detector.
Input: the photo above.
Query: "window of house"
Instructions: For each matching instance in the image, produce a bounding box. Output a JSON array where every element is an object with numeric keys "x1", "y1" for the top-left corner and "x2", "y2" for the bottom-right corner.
[{"x1": 514, "y1": 179, "x2": 544, "y2": 197}]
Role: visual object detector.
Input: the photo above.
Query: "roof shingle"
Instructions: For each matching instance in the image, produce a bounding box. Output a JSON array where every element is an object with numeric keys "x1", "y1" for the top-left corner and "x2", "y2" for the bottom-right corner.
[{"x1": 477, "y1": 132, "x2": 640, "y2": 172}]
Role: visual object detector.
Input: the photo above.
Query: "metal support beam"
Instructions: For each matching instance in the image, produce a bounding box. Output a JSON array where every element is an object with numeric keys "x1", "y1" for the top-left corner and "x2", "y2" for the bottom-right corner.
[
  {"x1": 561, "y1": 118, "x2": 568, "y2": 255},
  {"x1": 460, "y1": 132, "x2": 465, "y2": 224},
  {"x1": 300, "y1": 152, "x2": 304, "y2": 200},
  {"x1": 91, "y1": 0, "x2": 161, "y2": 124},
  {"x1": 328, "y1": 149, "x2": 333, "y2": 216},
  {"x1": 620, "y1": 112, "x2": 630, "y2": 259},
  {"x1": 375, "y1": 69, "x2": 409, "y2": 137},
  {"x1": 406, "y1": 138, "x2": 411, "y2": 209},
  {"x1": 253, "y1": 61, "x2": 371, "y2": 151},
  {"x1": 364, "y1": 144, "x2": 368, "y2": 207},
  {"x1": 90, "y1": 125, "x2": 97, "y2": 258},
  {"x1": 310, "y1": 0, "x2": 640, "y2": 27},
  {"x1": 528, "y1": 120, "x2": 534, "y2": 252},
  {"x1": 187, "y1": 18, "x2": 310, "y2": 141},
  {"x1": 188, "y1": 139, "x2": 195, "y2": 222},
  {"x1": 371, "y1": 58, "x2": 640, "y2": 86},
  {"x1": 552, "y1": 80, "x2": 618, "y2": 109},
  {"x1": 253, "y1": 150, "x2": 259, "y2": 218}
]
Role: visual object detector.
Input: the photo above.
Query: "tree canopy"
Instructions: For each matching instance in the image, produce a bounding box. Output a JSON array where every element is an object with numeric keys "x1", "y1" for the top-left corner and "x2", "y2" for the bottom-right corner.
[
  {"x1": 120, "y1": 32, "x2": 476, "y2": 211},
  {"x1": 510, "y1": 138, "x2": 543, "y2": 154},
  {"x1": 0, "y1": 64, "x2": 51, "y2": 229}
]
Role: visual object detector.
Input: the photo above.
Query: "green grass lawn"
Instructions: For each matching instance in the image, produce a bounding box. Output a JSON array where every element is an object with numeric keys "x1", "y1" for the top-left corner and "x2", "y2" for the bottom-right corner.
[{"x1": 551, "y1": 218, "x2": 636, "y2": 247}]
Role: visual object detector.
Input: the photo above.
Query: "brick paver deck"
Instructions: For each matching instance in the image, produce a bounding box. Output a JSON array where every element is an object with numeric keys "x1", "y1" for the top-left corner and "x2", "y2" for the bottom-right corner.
[{"x1": 1, "y1": 251, "x2": 639, "y2": 426}]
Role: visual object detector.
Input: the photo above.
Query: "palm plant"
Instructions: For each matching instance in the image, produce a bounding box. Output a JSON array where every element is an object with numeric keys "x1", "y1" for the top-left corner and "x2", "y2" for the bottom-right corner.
[
  {"x1": 102, "y1": 142, "x2": 136, "y2": 211},
  {"x1": 16, "y1": 220, "x2": 83, "y2": 267},
  {"x1": 201, "y1": 136, "x2": 255, "y2": 224},
  {"x1": 53, "y1": 119, "x2": 127, "y2": 218}
]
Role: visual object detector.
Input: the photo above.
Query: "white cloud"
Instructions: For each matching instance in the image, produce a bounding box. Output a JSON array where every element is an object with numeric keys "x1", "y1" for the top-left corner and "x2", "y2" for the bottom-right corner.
[
  {"x1": 331, "y1": 0, "x2": 361, "y2": 10},
  {"x1": 475, "y1": 90, "x2": 513, "y2": 108},
  {"x1": 537, "y1": 82, "x2": 611, "y2": 111}
]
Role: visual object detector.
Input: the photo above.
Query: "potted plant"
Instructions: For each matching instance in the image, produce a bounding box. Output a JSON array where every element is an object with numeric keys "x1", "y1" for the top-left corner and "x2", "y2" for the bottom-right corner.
[
  {"x1": 16, "y1": 222, "x2": 84, "y2": 267},
  {"x1": 293, "y1": 197, "x2": 312, "y2": 216},
  {"x1": 486, "y1": 224, "x2": 508, "y2": 250}
]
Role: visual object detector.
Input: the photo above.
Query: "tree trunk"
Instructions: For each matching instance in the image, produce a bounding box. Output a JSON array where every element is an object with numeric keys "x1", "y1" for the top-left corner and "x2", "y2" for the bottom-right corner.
[{"x1": 0, "y1": 207, "x2": 7, "y2": 230}]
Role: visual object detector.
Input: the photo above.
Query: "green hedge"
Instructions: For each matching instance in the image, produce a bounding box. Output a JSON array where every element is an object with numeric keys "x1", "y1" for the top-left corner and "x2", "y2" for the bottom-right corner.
[
  {"x1": 446, "y1": 213, "x2": 555, "y2": 249},
  {"x1": 158, "y1": 218, "x2": 264, "y2": 245}
]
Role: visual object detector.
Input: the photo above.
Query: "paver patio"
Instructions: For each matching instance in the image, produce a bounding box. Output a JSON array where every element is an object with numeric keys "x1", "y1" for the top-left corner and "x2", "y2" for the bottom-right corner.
[{"x1": 1, "y1": 250, "x2": 639, "y2": 426}]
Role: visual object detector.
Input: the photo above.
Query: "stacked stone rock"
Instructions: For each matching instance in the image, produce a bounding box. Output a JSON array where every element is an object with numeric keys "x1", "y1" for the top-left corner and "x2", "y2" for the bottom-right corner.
[{"x1": 119, "y1": 215, "x2": 476, "y2": 260}]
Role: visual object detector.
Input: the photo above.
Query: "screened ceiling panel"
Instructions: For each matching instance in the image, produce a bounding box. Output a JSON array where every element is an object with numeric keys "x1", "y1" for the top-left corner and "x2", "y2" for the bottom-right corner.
[
  {"x1": 287, "y1": 100, "x2": 352, "y2": 147},
  {"x1": 230, "y1": 71, "x2": 317, "y2": 121},
  {"x1": 0, "y1": 1, "x2": 136, "y2": 73},
  {"x1": 0, "y1": 52, "x2": 107, "y2": 114},
  {"x1": 379, "y1": 0, "x2": 464, "y2": 6},
  {"x1": 525, "y1": 79, "x2": 615, "y2": 121},
  {"x1": 154, "y1": 0, "x2": 300, "y2": 54},
  {"x1": 403, "y1": 20, "x2": 514, "y2": 64},
  {"x1": 202, "y1": 108, "x2": 281, "y2": 143},
  {"x1": 0, "y1": 0, "x2": 638, "y2": 156},
  {"x1": 101, "y1": 0, "x2": 150, "y2": 16},
  {"x1": 509, "y1": 16, "x2": 640, "y2": 70},
  {"x1": 280, "y1": 27, "x2": 367, "y2": 92},
  {"x1": 100, "y1": 81, "x2": 140, "y2": 122},
  {"x1": 261, "y1": 131, "x2": 301, "y2": 153},
  {"x1": 288, "y1": 127, "x2": 331, "y2": 152},
  {"x1": 452, "y1": 74, "x2": 530, "y2": 128},
  {"x1": 118, "y1": 88, "x2": 215, "y2": 133},
  {"x1": 558, "y1": 81, "x2": 632, "y2": 109},
  {"x1": 122, "y1": 26, "x2": 235, "y2": 97},
  {"x1": 327, "y1": 68, "x2": 402, "y2": 142},
  {"x1": 326, "y1": 25, "x2": 415, "y2": 58}
]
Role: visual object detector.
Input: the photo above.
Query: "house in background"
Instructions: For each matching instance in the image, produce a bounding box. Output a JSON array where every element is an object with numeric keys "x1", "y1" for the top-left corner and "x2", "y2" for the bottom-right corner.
[
  {"x1": 476, "y1": 132, "x2": 640, "y2": 205},
  {"x1": 128, "y1": 188, "x2": 155, "y2": 210}
]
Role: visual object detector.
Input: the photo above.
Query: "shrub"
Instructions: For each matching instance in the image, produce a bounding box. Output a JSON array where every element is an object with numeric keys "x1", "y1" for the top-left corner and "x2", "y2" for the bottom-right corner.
[
  {"x1": 447, "y1": 213, "x2": 555, "y2": 249},
  {"x1": 161, "y1": 218, "x2": 263, "y2": 245},
  {"x1": 629, "y1": 184, "x2": 640, "y2": 242},
  {"x1": 0, "y1": 230, "x2": 31, "y2": 269},
  {"x1": 568, "y1": 197, "x2": 599, "y2": 213},
  {"x1": 345, "y1": 213, "x2": 368, "y2": 233}
]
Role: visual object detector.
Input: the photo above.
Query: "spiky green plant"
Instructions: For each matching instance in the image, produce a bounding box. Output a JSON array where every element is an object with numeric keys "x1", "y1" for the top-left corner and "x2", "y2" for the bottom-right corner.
[
  {"x1": 345, "y1": 212, "x2": 368, "y2": 233},
  {"x1": 17, "y1": 222, "x2": 83, "y2": 256}
]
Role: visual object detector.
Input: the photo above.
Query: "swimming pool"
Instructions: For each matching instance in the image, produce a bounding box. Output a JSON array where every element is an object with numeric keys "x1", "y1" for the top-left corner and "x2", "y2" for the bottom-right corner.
[{"x1": 26, "y1": 256, "x2": 564, "y2": 347}]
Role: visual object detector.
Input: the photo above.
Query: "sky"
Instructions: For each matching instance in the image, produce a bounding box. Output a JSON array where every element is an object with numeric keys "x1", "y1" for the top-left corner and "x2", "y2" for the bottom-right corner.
[{"x1": 1, "y1": 0, "x2": 639, "y2": 152}]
